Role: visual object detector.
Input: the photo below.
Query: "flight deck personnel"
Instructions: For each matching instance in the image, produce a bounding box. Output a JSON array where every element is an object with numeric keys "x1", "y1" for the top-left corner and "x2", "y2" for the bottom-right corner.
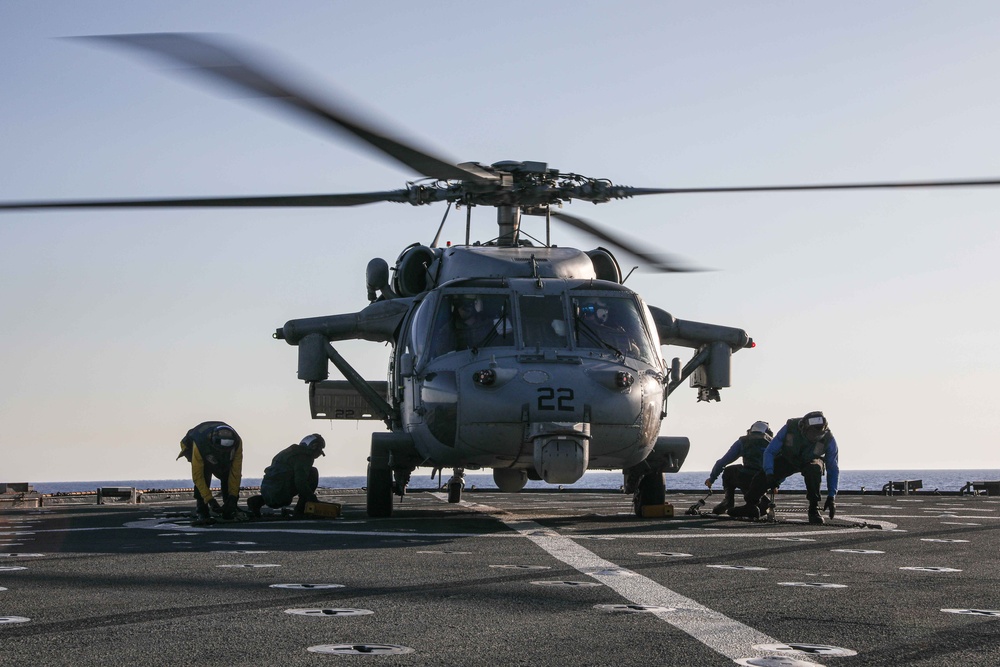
[
  {"x1": 729, "y1": 410, "x2": 839, "y2": 525},
  {"x1": 178, "y1": 421, "x2": 243, "y2": 524},
  {"x1": 704, "y1": 421, "x2": 772, "y2": 515},
  {"x1": 246, "y1": 434, "x2": 326, "y2": 518}
]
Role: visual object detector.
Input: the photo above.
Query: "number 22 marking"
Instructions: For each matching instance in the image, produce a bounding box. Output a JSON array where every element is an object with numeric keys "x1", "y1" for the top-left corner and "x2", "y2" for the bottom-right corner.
[{"x1": 537, "y1": 387, "x2": 574, "y2": 412}]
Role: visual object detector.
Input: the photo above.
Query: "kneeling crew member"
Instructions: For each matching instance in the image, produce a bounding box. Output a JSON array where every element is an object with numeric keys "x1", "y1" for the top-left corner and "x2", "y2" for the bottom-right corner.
[
  {"x1": 247, "y1": 434, "x2": 326, "y2": 517},
  {"x1": 730, "y1": 411, "x2": 839, "y2": 524},
  {"x1": 178, "y1": 421, "x2": 244, "y2": 523},
  {"x1": 705, "y1": 421, "x2": 772, "y2": 514}
]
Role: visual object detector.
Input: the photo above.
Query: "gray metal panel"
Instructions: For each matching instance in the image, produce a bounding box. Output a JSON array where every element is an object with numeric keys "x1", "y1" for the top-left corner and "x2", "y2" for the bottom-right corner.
[{"x1": 310, "y1": 381, "x2": 390, "y2": 420}]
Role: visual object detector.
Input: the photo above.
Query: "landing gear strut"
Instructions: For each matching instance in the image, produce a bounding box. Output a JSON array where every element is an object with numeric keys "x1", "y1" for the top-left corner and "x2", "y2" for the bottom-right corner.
[{"x1": 367, "y1": 463, "x2": 393, "y2": 518}]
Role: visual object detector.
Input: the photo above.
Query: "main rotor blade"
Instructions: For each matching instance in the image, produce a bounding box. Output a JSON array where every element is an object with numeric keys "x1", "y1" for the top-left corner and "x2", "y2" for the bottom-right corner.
[
  {"x1": 551, "y1": 210, "x2": 701, "y2": 273},
  {"x1": 620, "y1": 177, "x2": 1000, "y2": 196},
  {"x1": 76, "y1": 33, "x2": 497, "y2": 184},
  {"x1": 0, "y1": 191, "x2": 409, "y2": 212}
]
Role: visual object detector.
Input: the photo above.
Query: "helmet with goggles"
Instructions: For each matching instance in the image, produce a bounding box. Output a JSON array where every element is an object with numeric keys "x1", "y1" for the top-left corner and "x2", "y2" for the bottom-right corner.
[
  {"x1": 211, "y1": 425, "x2": 238, "y2": 449},
  {"x1": 799, "y1": 411, "x2": 829, "y2": 442},
  {"x1": 579, "y1": 298, "x2": 610, "y2": 324},
  {"x1": 299, "y1": 433, "x2": 326, "y2": 456}
]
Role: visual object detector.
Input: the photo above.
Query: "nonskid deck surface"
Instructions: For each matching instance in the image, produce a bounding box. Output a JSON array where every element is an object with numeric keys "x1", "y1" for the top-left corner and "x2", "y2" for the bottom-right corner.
[{"x1": 1, "y1": 491, "x2": 998, "y2": 666}]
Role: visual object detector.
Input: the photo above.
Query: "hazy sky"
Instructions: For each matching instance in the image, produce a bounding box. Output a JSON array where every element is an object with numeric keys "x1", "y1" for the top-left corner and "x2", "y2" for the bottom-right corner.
[{"x1": 2, "y1": 2, "x2": 999, "y2": 482}]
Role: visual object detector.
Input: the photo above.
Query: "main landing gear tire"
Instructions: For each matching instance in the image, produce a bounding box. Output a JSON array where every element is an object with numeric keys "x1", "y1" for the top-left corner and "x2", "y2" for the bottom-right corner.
[
  {"x1": 367, "y1": 465, "x2": 393, "y2": 518},
  {"x1": 447, "y1": 481, "x2": 463, "y2": 504},
  {"x1": 633, "y1": 472, "x2": 666, "y2": 517}
]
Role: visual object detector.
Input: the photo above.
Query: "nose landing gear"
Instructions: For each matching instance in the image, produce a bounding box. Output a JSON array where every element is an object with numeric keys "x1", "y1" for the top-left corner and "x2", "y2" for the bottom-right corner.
[{"x1": 446, "y1": 468, "x2": 466, "y2": 503}]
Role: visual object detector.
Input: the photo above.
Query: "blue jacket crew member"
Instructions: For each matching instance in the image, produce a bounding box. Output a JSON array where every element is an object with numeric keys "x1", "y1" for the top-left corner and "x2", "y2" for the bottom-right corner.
[
  {"x1": 704, "y1": 421, "x2": 772, "y2": 514},
  {"x1": 730, "y1": 411, "x2": 839, "y2": 524},
  {"x1": 247, "y1": 434, "x2": 326, "y2": 518},
  {"x1": 178, "y1": 421, "x2": 244, "y2": 524}
]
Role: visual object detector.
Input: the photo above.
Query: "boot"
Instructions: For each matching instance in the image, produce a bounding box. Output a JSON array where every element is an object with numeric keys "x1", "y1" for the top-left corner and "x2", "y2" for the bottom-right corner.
[
  {"x1": 757, "y1": 495, "x2": 774, "y2": 518},
  {"x1": 246, "y1": 495, "x2": 264, "y2": 518},
  {"x1": 727, "y1": 503, "x2": 760, "y2": 520},
  {"x1": 712, "y1": 491, "x2": 735, "y2": 515},
  {"x1": 808, "y1": 502, "x2": 824, "y2": 525}
]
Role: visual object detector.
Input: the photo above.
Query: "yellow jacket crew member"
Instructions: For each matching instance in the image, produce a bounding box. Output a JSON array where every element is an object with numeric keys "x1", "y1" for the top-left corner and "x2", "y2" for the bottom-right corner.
[{"x1": 178, "y1": 421, "x2": 244, "y2": 523}]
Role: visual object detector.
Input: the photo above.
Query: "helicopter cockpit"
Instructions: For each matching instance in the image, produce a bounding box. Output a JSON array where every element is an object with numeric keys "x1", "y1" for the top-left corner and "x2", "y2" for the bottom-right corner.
[{"x1": 408, "y1": 280, "x2": 660, "y2": 368}]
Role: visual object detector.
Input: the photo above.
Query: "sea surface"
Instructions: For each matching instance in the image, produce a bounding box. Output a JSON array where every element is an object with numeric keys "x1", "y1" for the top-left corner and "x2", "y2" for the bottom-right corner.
[{"x1": 29, "y1": 469, "x2": 999, "y2": 495}]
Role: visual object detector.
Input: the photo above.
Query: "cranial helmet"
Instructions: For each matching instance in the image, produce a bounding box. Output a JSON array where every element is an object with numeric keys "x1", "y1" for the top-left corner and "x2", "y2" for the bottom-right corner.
[
  {"x1": 580, "y1": 298, "x2": 609, "y2": 324},
  {"x1": 455, "y1": 295, "x2": 482, "y2": 314},
  {"x1": 799, "y1": 411, "x2": 828, "y2": 442},
  {"x1": 748, "y1": 420, "x2": 771, "y2": 436},
  {"x1": 299, "y1": 433, "x2": 326, "y2": 456},
  {"x1": 211, "y1": 425, "x2": 237, "y2": 449}
]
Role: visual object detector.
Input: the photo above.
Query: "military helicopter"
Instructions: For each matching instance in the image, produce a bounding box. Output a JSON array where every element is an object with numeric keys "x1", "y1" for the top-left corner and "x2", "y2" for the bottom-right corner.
[{"x1": 5, "y1": 34, "x2": 1000, "y2": 517}]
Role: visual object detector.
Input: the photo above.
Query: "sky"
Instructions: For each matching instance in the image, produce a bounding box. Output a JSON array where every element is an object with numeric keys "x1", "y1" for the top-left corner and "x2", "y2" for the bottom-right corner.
[{"x1": 1, "y1": 2, "x2": 999, "y2": 482}]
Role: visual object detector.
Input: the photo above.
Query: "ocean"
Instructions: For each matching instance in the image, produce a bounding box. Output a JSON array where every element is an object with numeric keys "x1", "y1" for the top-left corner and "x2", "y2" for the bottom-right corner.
[{"x1": 28, "y1": 469, "x2": 999, "y2": 495}]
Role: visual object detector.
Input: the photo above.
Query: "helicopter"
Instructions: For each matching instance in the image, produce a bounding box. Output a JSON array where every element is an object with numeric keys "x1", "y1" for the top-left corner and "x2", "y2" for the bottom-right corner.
[{"x1": 5, "y1": 34, "x2": 1000, "y2": 517}]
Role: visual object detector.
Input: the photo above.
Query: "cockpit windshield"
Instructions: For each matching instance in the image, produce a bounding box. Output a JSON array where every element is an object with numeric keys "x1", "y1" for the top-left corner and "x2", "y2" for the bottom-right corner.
[
  {"x1": 570, "y1": 293, "x2": 659, "y2": 365},
  {"x1": 428, "y1": 293, "x2": 514, "y2": 358},
  {"x1": 518, "y1": 295, "x2": 569, "y2": 349},
  {"x1": 419, "y1": 287, "x2": 658, "y2": 364}
]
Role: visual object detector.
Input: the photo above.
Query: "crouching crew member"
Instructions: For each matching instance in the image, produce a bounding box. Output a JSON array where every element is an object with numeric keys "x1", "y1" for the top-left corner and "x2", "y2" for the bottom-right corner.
[
  {"x1": 704, "y1": 421, "x2": 772, "y2": 514},
  {"x1": 247, "y1": 434, "x2": 326, "y2": 518},
  {"x1": 178, "y1": 421, "x2": 244, "y2": 524},
  {"x1": 729, "y1": 411, "x2": 839, "y2": 524}
]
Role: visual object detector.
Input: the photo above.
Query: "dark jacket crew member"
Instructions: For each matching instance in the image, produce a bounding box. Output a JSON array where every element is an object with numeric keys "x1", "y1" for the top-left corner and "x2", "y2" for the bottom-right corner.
[
  {"x1": 178, "y1": 421, "x2": 243, "y2": 522},
  {"x1": 247, "y1": 434, "x2": 326, "y2": 517},
  {"x1": 704, "y1": 421, "x2": 772, "y2": 514},
  {"x1": 729, "y1": 411, "x2": 839, "y2": 524}
]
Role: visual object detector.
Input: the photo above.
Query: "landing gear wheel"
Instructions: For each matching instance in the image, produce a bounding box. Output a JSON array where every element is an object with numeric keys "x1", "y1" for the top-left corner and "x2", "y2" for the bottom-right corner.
[
  {"x1": 633, "y1": 472, "x2": 666, "y2": 517},
  {"x1": 367, "y1": 464, "x2": 393, "y2": 518},
  {"x1": 446, "y1": 468, "x2": 465, "y2": 504}
]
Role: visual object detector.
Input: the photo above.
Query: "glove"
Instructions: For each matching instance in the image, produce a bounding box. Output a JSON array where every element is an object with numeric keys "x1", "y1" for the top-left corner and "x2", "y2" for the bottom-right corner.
[
  {"x1": 208, "y1": 498, "x2": 222, "y2": 514},
  {"x1": 824, "y1": 496, "x2": 836, "y2": 519},
  {"x1": 765, "y1": 473, "x2": 777, "y2": 490},
  {"x1": 704, "y1": 478, "x2": 714, "y2": 489},
  {"x1": 222, "y1": 495, "x2": 238, "y2": 520}
]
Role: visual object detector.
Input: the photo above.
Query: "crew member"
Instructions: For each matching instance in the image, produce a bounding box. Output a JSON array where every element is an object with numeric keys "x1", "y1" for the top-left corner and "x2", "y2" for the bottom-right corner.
[
  {"x1": 704, "y1": 421, "x2": 772, "y2": 514},
  {"x1": 729, "y1": 410, "x2": 839, "y2": 524},
  {"x1": 577, "y1": 297, "x2": 639, "y2": 356},
  {"x1": 246, "y1": 434, "x2": 326, "y2": 518},
  {"x1": 178, "y1": 421, "x2": 244, "y2": 524},
  {"x1": 453, "y1": 295, "x2": 502, "y2": 350}
]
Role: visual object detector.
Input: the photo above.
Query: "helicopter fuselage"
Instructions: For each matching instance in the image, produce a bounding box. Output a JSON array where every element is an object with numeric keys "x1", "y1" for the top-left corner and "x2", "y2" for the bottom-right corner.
[{"x1": 396, "y1": 277, "x2": 665, "y2": 483}]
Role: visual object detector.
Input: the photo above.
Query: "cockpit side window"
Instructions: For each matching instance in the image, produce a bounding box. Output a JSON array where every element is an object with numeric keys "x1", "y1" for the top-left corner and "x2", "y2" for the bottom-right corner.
[{"x1": 519, "y1": 294, "x2": 569, "y2": 349}]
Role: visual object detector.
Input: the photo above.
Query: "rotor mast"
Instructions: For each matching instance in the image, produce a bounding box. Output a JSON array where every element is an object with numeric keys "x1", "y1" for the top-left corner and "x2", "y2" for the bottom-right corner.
[{"x1": 497, "y1": 205, "x2": 521, "y2": 247}]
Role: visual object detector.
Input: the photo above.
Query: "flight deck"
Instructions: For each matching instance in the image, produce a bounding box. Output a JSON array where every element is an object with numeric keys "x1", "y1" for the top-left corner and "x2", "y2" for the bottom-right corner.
[{"x1": 1, "y1": 489, "x2": 998, "y2": 666}]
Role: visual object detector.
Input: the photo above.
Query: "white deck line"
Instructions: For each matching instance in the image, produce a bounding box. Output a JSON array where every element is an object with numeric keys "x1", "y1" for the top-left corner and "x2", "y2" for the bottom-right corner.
[{"x1": 434, "y1": 493, "x2": 818, "y2": 665}]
